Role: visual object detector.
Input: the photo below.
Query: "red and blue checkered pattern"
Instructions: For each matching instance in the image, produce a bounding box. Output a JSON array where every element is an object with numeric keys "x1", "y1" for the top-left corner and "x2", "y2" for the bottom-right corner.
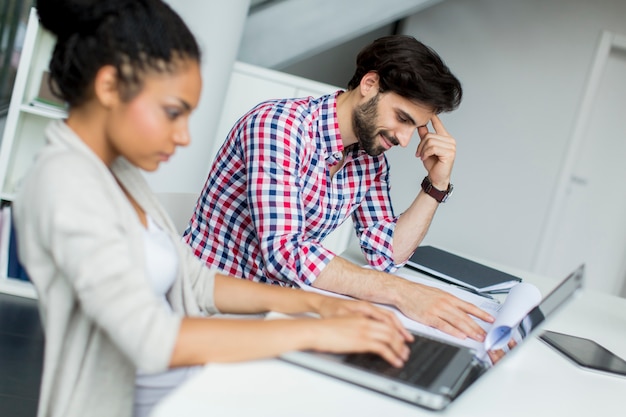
[{"x1": 183, "y1": 92, "x2": 400, "y2": 286}]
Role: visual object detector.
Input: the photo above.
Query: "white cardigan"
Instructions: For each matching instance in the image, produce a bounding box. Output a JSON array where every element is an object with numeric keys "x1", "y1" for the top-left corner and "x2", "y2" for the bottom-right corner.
[{"x1": 13, "y1": 120, "x2": 219, "y2": 417}]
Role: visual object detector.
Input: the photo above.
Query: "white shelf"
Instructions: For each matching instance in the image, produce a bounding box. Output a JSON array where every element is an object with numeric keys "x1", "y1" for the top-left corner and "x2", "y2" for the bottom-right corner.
[
  {"x1": 0, "y1": 277, "x2": 36, "y2": 299},
  {"x1": 0, "y1": 8, "x2": 57, "y2": 199},
  {"x1": 20, "y1": 103, "x2": 67, "y2": 119},
  {"x1": 0, "y1": 8, "x2": 52, "y2": 297}
]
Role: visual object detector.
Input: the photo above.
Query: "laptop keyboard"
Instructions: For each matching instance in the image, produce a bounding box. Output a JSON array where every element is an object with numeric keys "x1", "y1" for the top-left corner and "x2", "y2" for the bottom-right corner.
[{"x1": 344, "y1": 336, "x2": 460, "y2": 387}]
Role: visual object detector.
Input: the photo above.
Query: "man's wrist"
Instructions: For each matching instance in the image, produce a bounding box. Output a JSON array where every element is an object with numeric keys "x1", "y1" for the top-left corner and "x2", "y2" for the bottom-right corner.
[
  {"x1": 421, "y1": 176, "x2": 453, "y2": 203},
  {"x1": 383, "y1": 273, "x2": 412, "y2": 307},
  {"x1": 430, "y1": 179, "x2": 449, "y2": 190}
]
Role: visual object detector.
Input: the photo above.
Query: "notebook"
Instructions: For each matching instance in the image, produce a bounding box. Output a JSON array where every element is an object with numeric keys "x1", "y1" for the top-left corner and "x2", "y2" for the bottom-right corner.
[
  {"x1": 406, "y1": 245, "x2": 522, "y2": 293},
  {"x1": 280, "y1": 264, "x2": 584, "y2": 411}
]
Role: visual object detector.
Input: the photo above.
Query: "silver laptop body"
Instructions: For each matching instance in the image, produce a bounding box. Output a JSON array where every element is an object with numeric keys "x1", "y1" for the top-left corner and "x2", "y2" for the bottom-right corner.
[{"x1": 280, "y1": 265, "x2": 585, "y2": 410}]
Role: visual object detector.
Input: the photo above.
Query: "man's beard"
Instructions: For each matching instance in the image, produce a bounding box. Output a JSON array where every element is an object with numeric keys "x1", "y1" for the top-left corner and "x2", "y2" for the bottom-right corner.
[{"x1": 352, "y1": 93, "x2": 399, "y2": 156}]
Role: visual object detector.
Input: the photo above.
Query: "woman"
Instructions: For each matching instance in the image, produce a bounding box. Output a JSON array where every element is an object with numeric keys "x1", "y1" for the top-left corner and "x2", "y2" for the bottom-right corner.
[{"x1": 13, "y1": 1, "x2": 412, "y2": 417}]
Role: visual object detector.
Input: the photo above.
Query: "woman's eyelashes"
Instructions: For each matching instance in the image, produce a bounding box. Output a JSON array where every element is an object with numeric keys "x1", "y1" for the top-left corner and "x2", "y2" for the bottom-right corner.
[{"x1": 164, "y1": 106, "x2": 183, "y2": 120}]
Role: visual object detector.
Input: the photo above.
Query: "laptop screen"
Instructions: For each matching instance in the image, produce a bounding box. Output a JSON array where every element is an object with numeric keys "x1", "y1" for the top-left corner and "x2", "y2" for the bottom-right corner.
[{"x1": 490, "y1": 264, "x2": 584, "y2": 363}]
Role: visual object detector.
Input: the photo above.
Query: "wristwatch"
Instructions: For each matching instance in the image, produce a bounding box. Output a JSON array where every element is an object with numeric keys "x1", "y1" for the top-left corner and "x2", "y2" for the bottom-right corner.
[{"x1": 421, "y1": 176, "x2": 453, "y2": 203}]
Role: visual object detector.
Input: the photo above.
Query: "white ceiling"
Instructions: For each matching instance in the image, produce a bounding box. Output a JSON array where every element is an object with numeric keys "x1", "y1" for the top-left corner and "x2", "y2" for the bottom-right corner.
[{"x1": 240, "y1": 0, "x2": 442, "y2": 69}]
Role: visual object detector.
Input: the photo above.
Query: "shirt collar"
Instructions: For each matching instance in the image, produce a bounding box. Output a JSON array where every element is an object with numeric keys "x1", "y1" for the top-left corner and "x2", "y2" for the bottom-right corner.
[
  {"x1": 318, "y1": 91, "x2": 369, "y2": 165},
  {"x1": 318, "y1": 91, "x2": 346, "y2": 166}
]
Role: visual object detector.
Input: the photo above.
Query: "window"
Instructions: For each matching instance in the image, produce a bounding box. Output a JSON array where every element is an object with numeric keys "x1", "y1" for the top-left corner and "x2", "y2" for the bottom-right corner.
[{"x1": 0, "y1": 1, "x2": 33, "y2": 116}]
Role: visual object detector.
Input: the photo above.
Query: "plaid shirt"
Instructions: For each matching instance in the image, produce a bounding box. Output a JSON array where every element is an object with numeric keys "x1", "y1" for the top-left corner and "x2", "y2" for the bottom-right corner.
[{"x1": 184, "y1": 92, "x2": 401, "y2": 286}]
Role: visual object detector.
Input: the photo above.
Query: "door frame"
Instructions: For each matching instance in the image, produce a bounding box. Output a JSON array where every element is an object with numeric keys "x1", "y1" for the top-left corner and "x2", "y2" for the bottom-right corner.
[{"x1": 533, "y1": 31, "x2": 626, "y2": 275}]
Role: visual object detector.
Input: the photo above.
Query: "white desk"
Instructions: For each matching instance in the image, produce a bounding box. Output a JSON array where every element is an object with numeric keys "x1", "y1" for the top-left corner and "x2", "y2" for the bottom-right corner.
[{"x1": 151, "y1": 259, "x2": 626, "y2": 417}]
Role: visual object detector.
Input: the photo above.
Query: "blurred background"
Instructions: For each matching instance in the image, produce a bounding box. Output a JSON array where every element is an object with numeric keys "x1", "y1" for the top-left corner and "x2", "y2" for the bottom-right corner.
[{"x1": 2, "y1": 0, "x2": 625, "y2": 297}]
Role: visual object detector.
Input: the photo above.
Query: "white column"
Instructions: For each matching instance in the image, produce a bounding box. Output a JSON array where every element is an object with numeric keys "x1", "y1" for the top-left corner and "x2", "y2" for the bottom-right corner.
[{"x1": 145, "y1": 0, "x2": 251, "y2": 194}]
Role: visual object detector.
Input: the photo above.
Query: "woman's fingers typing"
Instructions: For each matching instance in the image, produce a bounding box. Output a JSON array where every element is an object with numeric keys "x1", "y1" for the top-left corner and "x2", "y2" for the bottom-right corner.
[{"x1": 312, "y1": 316, "x2": 412, "y2": 367}]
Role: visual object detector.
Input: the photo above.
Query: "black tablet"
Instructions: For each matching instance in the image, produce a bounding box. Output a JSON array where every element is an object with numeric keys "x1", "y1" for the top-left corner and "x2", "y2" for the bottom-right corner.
[{"x1": 540, "y1": 330, "x2": 626, "y2": 377}]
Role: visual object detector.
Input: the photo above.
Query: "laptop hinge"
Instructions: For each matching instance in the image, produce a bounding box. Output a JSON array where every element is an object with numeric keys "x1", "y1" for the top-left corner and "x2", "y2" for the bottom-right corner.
[{"x1": 448, "y1": 358, "x2": 489, "y2": 398}]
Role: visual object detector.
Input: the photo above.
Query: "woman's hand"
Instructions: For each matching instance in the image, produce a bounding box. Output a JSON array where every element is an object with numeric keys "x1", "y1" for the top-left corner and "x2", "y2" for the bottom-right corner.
[
  {"x1": 316, "y1": 296, "x2": 411, "y2": 337},
  {"x1": 310, "y1": 296, "x2": 414, "y2": 366},
  {"x1": 309, "y1": 315, "x2": 412, "y2": 367}
]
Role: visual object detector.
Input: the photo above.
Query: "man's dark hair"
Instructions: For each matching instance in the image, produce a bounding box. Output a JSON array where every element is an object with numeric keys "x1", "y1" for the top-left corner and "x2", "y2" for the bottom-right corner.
[
  {"x1": 347, "y1": 35, "x2": 462, "y2": 113},
  {"x1": 36, "y1": 0, "x2": 201, "y2": 107}
]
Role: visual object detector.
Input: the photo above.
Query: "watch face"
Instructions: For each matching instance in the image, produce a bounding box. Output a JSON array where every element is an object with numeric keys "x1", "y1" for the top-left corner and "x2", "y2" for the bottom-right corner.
[{"x1": 441, "y1": 184, "x2": 454, "y2": 202}]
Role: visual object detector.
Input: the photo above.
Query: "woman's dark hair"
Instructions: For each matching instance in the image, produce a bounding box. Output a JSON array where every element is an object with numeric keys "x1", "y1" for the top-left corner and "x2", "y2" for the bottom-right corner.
[
  {"x1": 36, "y1": 0, "x2": 201, "y2": 107},
  {"x1": 347, "y1": 35, "x2": 462, "y2": 113}
]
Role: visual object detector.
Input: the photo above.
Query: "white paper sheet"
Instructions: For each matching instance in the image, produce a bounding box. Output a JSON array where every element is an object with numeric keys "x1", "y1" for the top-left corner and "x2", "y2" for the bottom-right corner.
[
  {"x1": 299, "y1": 269, "x2": 542, "y2": 359},
  {"x1": 482, "y1": 282, "x2": 542, "y2": 351}
]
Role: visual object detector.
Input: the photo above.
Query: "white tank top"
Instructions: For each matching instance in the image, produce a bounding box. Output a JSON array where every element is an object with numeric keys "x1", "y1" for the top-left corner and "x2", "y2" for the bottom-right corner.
[
  {"x1": 143, "y1": 215, "x2": 178, "y2": 302},
  {"x1": 134, "y1": 216, "x2": 200, "y2": 417}
]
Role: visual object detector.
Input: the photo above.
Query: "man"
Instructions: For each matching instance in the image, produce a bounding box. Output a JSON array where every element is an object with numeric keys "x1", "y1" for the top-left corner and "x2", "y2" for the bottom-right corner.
[{"x1": 184, "y1": 35, "x2": 493, "y2": 341}]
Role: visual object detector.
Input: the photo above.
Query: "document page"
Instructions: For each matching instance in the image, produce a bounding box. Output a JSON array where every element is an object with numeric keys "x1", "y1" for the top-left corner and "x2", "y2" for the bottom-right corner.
[
  {"x1": 482, "y1": 282, "x2": 541, "y2": 351},
  {"x1": 299, "y1": 269, "x2": 541, "y2": 359}
]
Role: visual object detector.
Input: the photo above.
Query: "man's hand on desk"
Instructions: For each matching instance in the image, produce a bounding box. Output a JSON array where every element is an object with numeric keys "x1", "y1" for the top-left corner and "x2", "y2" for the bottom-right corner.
[
  {"x1": 313, "y1": 256, "x2": 495, "y2": 343},
  {"x1": 394, "y1": 280, "x2": 495, "y2": 342}
]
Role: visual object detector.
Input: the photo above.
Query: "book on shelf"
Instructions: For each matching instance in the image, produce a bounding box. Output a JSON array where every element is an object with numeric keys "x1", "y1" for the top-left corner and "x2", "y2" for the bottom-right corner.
[
  {"x1": 0, "y1": 204, "x2": 30, "y2": 282},
  {"x1": 405, "y1": 245, "x2": 522, "y2": 294},
  {"x1": 7, "y1": 215, "x2": 29, "y2": 282},
  {"x1": 0, "y1": 205, "x2": 10, "y2": 279}
]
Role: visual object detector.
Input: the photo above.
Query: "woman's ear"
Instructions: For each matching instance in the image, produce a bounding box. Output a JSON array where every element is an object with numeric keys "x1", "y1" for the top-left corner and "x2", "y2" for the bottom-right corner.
[
  {"x1": 359, "y1": 71, "x2": 380, "y2": 98},
  {"x1": 93, "y1": 65, "x2": 120, "y2": 108}
]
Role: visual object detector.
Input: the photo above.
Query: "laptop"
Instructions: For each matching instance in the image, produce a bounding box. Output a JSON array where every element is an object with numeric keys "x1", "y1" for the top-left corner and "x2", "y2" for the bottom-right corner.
[{"x1": 280, "y1": 264, "x2": 585, "y2": 410}]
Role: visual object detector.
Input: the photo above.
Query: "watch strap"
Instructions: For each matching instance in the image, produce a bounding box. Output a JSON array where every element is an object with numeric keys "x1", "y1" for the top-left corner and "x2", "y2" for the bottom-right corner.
[{"x1": 421, "y1": 176, "x2": 453, "y2": 203}]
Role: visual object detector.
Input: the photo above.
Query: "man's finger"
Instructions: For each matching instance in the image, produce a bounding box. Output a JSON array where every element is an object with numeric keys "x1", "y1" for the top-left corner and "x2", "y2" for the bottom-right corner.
[{"x1": 431, "y1": 114, "x2": 449, "y2": 136}]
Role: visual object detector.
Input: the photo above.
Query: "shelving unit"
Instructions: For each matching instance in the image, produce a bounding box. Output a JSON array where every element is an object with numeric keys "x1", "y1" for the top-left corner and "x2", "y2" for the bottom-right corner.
[
  {"x1": 0, "y1": 8, "x2": 64, "y2": 200},
  {"x1": 0, "y1": 8, "x2": 61, "y2": 298}
]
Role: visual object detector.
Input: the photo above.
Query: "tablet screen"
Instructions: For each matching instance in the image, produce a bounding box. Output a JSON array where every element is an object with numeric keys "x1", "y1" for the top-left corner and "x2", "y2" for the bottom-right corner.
[{"x1": 540, "y1": 330, "x2": 626, "y2": 376}]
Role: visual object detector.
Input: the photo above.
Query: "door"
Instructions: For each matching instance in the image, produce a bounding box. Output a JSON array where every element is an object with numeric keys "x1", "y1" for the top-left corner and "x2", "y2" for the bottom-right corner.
[{"x1": 534, "y1": 32, "x2": 626, "y2": 296}]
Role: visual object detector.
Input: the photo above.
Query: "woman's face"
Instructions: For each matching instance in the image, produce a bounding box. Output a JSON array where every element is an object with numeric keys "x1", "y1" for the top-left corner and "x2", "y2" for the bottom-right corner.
[{"x1": 104, "y1": 60, "x2": 202, "y2": 171}]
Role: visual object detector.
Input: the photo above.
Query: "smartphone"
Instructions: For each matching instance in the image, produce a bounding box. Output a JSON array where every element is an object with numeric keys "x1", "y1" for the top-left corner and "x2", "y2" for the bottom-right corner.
[{"x1": 539, "y1": 330, "x2": 626, "y2": 377}]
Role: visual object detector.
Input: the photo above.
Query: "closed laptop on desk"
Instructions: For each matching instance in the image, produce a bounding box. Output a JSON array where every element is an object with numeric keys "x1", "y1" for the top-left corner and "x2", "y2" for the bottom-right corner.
[{"x1": 280, "y1": 265, "x2": 584, "y2": 410}]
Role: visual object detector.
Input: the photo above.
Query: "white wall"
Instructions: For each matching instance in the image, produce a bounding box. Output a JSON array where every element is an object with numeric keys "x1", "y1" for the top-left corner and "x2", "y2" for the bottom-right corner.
[
  {"x1": 387, "y1": 0, "x2": 626, "y2": 273},
  {"x1": 279, "y1": 24, "x2": 395, "y2": 88}
]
